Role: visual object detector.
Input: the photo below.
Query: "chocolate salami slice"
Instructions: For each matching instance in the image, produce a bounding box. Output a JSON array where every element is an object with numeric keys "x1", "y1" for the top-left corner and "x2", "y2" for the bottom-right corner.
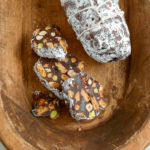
[
  {"x1": 34, "y1": 55, "x2": 84, "y2": 99},
  {"x1": 32, "y1": 91, "x2": 60, "y2": 119},
  {"x1": 31, "y1": 25, "x2": 68, "y2": 60},
  {"x1": 62, "y1": 72, "x2": 108, "y2": 120},
  {"x1": 60, "y1": 0, "x2": 131, "y2": 63}
]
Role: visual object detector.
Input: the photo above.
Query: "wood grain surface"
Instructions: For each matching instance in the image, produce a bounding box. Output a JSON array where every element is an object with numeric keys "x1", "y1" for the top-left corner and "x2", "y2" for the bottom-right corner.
[{"x1": 0, "y1": 0, "x2": 150, "y2": 150}]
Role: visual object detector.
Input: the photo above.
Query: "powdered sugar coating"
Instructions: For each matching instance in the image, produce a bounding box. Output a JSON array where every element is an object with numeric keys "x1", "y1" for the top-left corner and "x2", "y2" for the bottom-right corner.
[{"x1": 60, "y1": 0, "x2": 131, "y2": 63}]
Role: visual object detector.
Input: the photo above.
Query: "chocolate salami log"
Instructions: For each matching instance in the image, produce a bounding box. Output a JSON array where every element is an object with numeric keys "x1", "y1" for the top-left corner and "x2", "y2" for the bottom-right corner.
[
  {"x1": 34, "y1": 55, "x2": 84, "y2": 99},
  {"x1": 60, "y1": 0, "x2": 131, "y2": 63},
  {"x1": 31, "y1": 25, "x2": 68, "y2": 60},
  {"x1": 62, "y1": 72, "x2": 108, "y2": 120}
]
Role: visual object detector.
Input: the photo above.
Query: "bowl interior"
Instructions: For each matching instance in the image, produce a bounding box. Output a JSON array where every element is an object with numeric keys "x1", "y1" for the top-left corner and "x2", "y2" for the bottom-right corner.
[{"x1": 0, "y1": 0, "x2": 150, "y2": 149}]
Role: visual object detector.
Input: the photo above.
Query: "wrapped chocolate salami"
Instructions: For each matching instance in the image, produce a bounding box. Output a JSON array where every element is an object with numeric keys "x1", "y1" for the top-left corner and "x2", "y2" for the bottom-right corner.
[
  {"x1": 62, "y1": 72, "x2": 108, "y2": 120},
  {"x1": 31, "y1": 25, "x2": 68, "y2": 60},
  {"x1": 60, "y1": 0, "x2": 131, "y2": 62}
]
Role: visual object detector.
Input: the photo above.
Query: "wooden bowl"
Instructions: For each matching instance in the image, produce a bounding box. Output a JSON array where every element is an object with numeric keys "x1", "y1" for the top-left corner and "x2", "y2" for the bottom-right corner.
[{"x1": 0, "y1": 0, "x2": 150, "y2": 149}]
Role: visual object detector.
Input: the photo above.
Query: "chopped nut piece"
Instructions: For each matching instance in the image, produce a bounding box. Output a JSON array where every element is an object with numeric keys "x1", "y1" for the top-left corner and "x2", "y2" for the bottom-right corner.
[
  {"x1": 94, "y1": 88, "x2": 99, "y2": 93},
  {"x1": 86, "y1": 103, "x2": 93, "y2": 112},
  {"x1": 81, "y1": 89, "x2": 89, "y2": 102},
  {"x1": 47, "y1": 42, "x2": 54, "y2": 48},
  {"x1": 55, "y1": 62, "x2": 67, "y2": 73},
  {"x1": 49, "y1": 82, "x2": 60, "y2": 88},
  {"x1": 92, "y1": 82, "x2": 96, "y2": 88},
  {"x1": 43, "y1": 39, "x2": 47, "y2": 44},
  {"x1": 37, "y1": 107, "x2": 49, "y2": 115},
  {"x1": 61, "y1": 74, "x2": 69, "y2": 80},
  {"x1": 75, "y1": 92, "x2": 80, "y2": 102},
  {"x1": 51, "y1": 32, "x2": 56, "y2": 37},
  {"x1": 68, "y1": 90, "x2": 74, "y2": 98},
  {"x1": 54, "y1": 43, "x2": 58, "y2": 48},
  {"x1": 88, "y1": 79, "x2": 92, "y2": 85},
  {"x1": 39, "y1": 31, "x2": 47, "y2": 36},
  {"x1": 99, "y1": 86, "x2": 104, "y2": 97},
  {"x1": 36, "y1": 35, "x2": 43, "y2": 40},
  {"x1": 71, "y1": 58, "x2": 77, "y2": 63},
  {"x1": 47, "y1": 73, "x2": 52, "y2": 78},
  {"x1": 99, "y1": 99, "x2": 107, "y2": 108},
  {"x1": 75, "y1": 105, "x2": 80, "y2": 111},
  {"x1": 43, "y1": 64, "x2": 49, "y2": 68},
  {"x1": 91, "y1": 96, "x2": 99, "y2": 111},
  {"x1": 67, "y1": 70, "x2": 77, "y2": 77},
  {"x1": 77, "y1": 112, "x2": 85, "y2": 117},
  {"x1": 33, "y1": 28, "x2": 40, "y2": 36},
  {"x1": 36, "y1": 64, "x2": 46, "y2": 78},
  {"x1": 77, "y1": 62, "x2": 84, "y2": 71},
  {"x1": 60, "y1": 40, "x2": 67, "y2": 52}
]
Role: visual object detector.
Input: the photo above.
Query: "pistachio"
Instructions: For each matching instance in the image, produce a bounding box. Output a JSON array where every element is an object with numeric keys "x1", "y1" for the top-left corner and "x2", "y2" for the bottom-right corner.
[
  {"x1": 89, "y1": 111, "x2": 96, "y2": 119},
  {"x1": 38, "y1": 43, "x2": 44, "y2": 49},
  {"x1": 49, "y1": 92, "x2": 55, "y2": 98},
  {"x1": 52, "y1": 75, "x2": 58, "y2": 81},
  {"x1": 45, "y1": 26, "x2": 51, "y2": 30},
  {"x1": 50, "y1": 110, "x2": 58, "y2": 119}
]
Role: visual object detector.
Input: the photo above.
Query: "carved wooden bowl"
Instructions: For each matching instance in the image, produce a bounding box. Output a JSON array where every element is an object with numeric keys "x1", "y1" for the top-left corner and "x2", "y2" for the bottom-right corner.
[{"x1": 0, "y1": 0, "x2": 150, "y2": 149}]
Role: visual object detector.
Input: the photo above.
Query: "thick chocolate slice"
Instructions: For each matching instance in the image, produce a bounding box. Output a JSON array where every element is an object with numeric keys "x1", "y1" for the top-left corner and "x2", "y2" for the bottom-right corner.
[
  {"x1": 32, "y1": 91, "x2": 60, "y2": 119},
  {"x1": 31, "y1": 25, "x2": 68, "y2": 60},
  {"x1": 60, "y1": 0, "x2": 131, "y2": 63},
  {"x1": 34, "y1": 55, "x2": 84, "y2": 99},
  {"x1": 62, "y1": 72, "x2": 108, "y2": 120}
]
